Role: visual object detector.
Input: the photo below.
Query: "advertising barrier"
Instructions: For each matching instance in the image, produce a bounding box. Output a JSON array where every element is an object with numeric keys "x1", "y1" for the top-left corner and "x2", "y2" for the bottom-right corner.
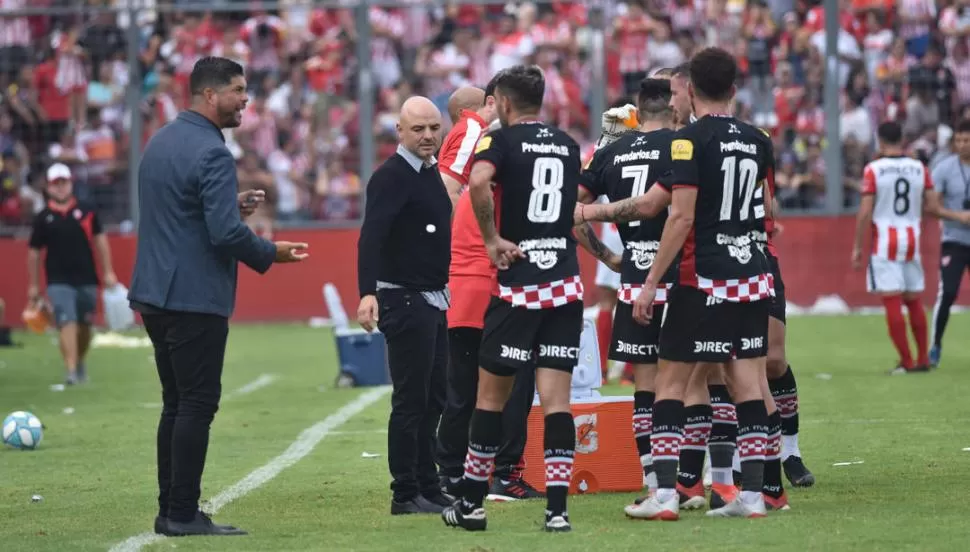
[{"x1": 0, "y1": 217, "x2": 966, "y2": 327}]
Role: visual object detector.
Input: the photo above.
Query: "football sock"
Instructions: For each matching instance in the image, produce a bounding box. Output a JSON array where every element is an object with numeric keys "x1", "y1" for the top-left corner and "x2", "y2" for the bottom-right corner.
[
  {"x1": 544, "y1": 412, "x2": 576, "y2": 516},
  {"x1": 904, "y1": 298, "x2": 929, "y2": 366},
  {"x1": 651, "y1": 399, "x2": 684, "y2": 502},
  {"x1": 708, "y1": 385, "x2": 737, "y2": 485},
  {"x1": 736, "y1": 400, "x2": 768, "y2": 502},
  {"x1": 768, "y1": 365, "x2": 801, "y2": 461},
  {"x1": 677, "y1": 404, "x2": 712, "y2": 488},
  {"x1": 596, "y1": 308, "x2": 612, "y2": 378},
  {"x1": 882, "y1": 295, "x2": 914, "y2": 369},
  {"x1": 763, "y1": 411, "x2": 784, "y2": 498},
  {"x1": 633, "y1": 391, "x2": 656, "y2": 489},
  {"x1": 461, "y1": 409, "x2": 502, "y2": 512}
]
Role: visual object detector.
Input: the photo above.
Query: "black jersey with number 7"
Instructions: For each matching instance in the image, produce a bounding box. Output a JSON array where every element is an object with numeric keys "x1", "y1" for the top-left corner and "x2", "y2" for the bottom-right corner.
[
  {"x1": 580, "y1": 128, "x2": 678, "y2": 285},
  {"x1": 471, "y1": 121, "x2": 581, "y2": 288},
  {"x1": 668, "y1": 115, "x2": 774, "y2": 299}
]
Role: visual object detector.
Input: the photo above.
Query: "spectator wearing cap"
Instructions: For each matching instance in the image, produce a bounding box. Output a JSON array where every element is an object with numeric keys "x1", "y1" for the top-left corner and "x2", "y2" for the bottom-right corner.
[{"x1": 26, "y1": 162, "x2": 118, "y2": 385}]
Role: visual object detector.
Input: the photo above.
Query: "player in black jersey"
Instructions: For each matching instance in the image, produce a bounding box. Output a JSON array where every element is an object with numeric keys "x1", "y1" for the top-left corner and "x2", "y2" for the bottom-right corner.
[
  {"x1": 578, "y1": 48, "x2": 776, "y2": 519},
  {"x1": 441, "y1": 65, "x2": 584, "y2": 534},
  {"x1": 579, "y1": 68, "x2": 741, "y2": 515},
  {"x1": 577, "y1": 77, "x2": 677, "y2": 509}
]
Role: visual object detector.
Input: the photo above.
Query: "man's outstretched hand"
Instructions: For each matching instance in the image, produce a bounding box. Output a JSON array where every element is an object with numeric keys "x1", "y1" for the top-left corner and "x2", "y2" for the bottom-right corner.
[{"x1": 274, "y1": 242, "x2": 309, "y2": 262}]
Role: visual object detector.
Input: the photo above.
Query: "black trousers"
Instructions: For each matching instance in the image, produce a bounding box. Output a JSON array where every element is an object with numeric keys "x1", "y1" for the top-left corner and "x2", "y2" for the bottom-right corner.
[
  {"x1": 435, "y1": 327, "x2": 535, "y2": 480},
  {"x1": 142, "y1": 311, "x2": 228, "y2": 522},
  {"x1": 933, "y1": 241, "x2": 970, "y2": 347},
  {"x1": 377, "y1": 289, "x2": 447, "y2": 502}
]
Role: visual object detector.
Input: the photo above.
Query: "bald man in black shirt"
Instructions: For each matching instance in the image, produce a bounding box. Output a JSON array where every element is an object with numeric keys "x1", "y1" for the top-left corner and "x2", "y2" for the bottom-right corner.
[{"x1": 357, "y1": 96, "x2": 454, "y2": 516}]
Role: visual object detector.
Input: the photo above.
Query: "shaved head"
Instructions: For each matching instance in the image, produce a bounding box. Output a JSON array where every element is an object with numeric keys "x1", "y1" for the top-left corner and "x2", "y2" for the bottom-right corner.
[
  {"x1": 447, "y1": 87, "x2": 485, "y2": 124},
  {"x1": 398, "y1": 95, "x2": 443, "y2": 161}
]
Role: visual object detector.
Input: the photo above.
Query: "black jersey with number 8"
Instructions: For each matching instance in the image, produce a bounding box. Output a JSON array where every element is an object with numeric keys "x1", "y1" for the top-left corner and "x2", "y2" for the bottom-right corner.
[
  {"x1": 472, "y1": 121, "x2": 581, "y2": 288},
  {"x1": 668, "y1": 115, "x2": 774, "y2": 301}
]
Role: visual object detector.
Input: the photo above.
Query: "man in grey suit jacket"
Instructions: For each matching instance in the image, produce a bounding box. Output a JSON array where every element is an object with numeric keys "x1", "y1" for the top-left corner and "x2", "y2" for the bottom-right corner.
[{"x1": 128, "y1": 56, "x2": 308, "y2": 538}]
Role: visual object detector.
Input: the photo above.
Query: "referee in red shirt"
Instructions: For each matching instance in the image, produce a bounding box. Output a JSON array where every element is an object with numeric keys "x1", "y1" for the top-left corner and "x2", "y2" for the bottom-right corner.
[{"x1": 27, "y1": 163, "x2": 118, "y2": 384}]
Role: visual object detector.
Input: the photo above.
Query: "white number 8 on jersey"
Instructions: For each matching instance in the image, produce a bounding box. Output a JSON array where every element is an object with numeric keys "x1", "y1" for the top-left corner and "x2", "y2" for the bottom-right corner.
[{"x1": 528, "y1": 157, "x2": 564, "y2": 223}]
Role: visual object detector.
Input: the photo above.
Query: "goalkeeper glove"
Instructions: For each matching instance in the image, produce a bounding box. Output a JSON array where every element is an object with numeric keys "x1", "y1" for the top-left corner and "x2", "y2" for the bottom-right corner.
[{"x1": 595, "y1": 104, "x2": 638, "y2": 150}]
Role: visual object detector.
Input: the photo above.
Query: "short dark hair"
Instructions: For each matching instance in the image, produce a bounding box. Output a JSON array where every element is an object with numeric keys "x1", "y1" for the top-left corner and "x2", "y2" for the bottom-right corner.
[
  {"x1": 190, "y1": 56, "x2": 245, "y2": 96},
  {"x1": 671, "y1": 62, "x2": 690, "y2": 78},
  {"x1": 484, "y1": 71, "x2": 502, "y2": 103},
  {"x1": 652, "y1": 67, "x2": 674, "y2": 78},
  {"x1": 878, "y1": 121, "x2": 903, "y2": 145},
  {"x1": 637, "y1": 78, "x2": 672, "y2": 119},
  {"x1": 492, "y1": 65, "x2": 545, "y2": 113},
  {"x1": 688, "y1": 48, "x2": 737, "y2": 102},
  {"x1": 611, "y1": 97, "x2": 633, "y2": 109},
  {"x1": 956, "y1": 118, "x2": 970, "y2": 135}
]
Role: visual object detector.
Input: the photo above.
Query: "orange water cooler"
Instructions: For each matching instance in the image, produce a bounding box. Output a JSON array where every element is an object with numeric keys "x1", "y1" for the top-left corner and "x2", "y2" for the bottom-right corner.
[{"x1": 519, "y1": 395, "x2": 644, "y2": 494}]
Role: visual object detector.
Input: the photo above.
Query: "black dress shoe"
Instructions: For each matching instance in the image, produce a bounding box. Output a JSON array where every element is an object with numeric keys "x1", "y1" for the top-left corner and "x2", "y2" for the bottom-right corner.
[
  {"x1": 391, "y1": 496, "x2": 445, "y2": 515},
  {"x1": 414, "y1": 495, "x2": 446, "y2": 514},
  {"x1": 154, "y1": 516, "x2": 167, "y2": 534},
  {"x1": 422, "y1": 491, "x2": 455, "y2": 508},
  {"x1": 162, "y1": 511, "x2": 247, "y2": 537},
  {"x1": 391, "y1": 498, "x2": 423, "y2": 515}
]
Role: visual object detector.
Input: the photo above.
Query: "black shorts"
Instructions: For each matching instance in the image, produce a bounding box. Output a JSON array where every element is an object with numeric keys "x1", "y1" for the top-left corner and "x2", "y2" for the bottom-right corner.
[
  {"x1": 767, "y1": 255, "x2": 786, "y2": 324},
  {"x1": 609, "y1": 301, "x2": 663, "y2": 364},
  {"x1": 658, "y1": 286, "x2": 769, "y2": 363},
  {"x1": 479, "y1": 298, "x2": 584, "y2": 376}
]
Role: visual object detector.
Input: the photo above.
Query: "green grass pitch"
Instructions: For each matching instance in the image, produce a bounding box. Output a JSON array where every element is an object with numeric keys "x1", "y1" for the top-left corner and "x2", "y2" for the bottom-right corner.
[{"x1": 1, "y1": 314, "x2": 969, "y2": 551}]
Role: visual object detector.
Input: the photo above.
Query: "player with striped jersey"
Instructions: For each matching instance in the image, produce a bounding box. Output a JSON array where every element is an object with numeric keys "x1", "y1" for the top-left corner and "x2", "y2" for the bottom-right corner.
[{"x1": 852, "y1": 121, "x2": 970, "y2": 374}]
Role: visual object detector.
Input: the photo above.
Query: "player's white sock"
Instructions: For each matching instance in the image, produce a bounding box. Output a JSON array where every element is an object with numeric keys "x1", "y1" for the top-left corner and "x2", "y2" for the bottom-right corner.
[
  {"x1": 711, "y1": 467, "x2": 733, "y2": 485},
  {"x1": 740, "y1": 490, "x2": 763, "y2": 505},
  {"x1": 732, "y1": 447, "x2": 741, "y2": 472},
  {"x1": 656, "y1": 488, "x2": 676, "y2": 503},
  {"x1": 781, "y1": 434, "x2": 801, "y2": 462}
]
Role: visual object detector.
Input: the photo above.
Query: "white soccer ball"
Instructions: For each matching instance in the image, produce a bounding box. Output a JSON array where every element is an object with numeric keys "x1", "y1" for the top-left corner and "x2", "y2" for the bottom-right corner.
[{"x1": 2, "y1": 411, "x2": 43, "y2": 450}]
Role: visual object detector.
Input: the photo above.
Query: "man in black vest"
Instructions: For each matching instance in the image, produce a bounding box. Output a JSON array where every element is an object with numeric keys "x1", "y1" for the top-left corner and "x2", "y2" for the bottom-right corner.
[{"x1": 357, "y1": 96, "x2": 453, "y2": 516}]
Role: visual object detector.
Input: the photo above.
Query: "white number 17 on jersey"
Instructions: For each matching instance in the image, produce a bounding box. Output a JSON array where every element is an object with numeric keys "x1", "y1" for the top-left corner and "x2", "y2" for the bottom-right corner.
[{"x1": 719, "y1": 156, "x2": 765, "y2": 221}]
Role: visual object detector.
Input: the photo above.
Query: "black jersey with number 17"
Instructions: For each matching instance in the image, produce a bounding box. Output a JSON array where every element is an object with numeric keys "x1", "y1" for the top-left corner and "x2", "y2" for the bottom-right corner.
[
  {"x1": 472, "y1": 121, "x2": 581, "y2": 294},
  {"x1": 668, "y1": 115, "x2": 774, "y2": 302},
  {"x1": 580, "y1": 128, "x2": 679, "y2": 286}
]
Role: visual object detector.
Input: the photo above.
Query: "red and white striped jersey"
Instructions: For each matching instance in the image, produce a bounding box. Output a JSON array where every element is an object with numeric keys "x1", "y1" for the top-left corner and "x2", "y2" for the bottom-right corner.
[
  {"x1": 438, "y1": 109, "x2": 487, "y2": 186},
  {"x1": 861, "y1": 156, "x2": 933, "y2": 261},
  {"x1": 615, "y1": 14, "x2": 652, "y2": 74},
  {"x1": 0, "y1": 0, "x2": 31, "y2": 48}
]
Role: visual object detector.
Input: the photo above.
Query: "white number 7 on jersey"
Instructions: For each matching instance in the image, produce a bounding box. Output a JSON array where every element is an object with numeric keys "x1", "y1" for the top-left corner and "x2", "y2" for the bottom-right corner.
[
  {"x1": 719, "y1": 156, "x2": 764, "y2": 221},
  {"x1": 528, "y1": 157, "x2": 565, "y2": 223},
  {"x1": 621, "y1": 164, "x2": 650, "y2": 227}
]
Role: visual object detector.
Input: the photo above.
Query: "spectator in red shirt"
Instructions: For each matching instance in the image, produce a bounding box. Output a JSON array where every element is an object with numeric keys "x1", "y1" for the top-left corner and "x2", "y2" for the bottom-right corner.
[{"x1": 32, "y1": 50, "x2": 71, "y2": 147}]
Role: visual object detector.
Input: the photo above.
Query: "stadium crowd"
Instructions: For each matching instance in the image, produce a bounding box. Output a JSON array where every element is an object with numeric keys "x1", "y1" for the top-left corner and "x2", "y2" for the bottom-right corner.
[{"x1": 0, "y1": 0, "x2": 966, "y2": 232}]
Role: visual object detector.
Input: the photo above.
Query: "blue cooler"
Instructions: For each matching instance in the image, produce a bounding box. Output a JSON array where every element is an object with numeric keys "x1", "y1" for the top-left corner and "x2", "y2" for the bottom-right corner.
[{"x1": 334, "y1": 328, "x2": 390, "y2": 387}]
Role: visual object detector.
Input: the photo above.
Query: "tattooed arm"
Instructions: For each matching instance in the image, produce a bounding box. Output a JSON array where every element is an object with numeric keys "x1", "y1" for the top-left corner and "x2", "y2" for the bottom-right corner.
[
  {"x1": 468, "y1": 161, "x2": 499, "y2": 243},
  {"x1": 574, "y1": 222, "x2": 622, "y2": 272},
  {"x1": 468, "y1": 160, "x2": 524, "y2": 269},
  {"x1": 575, "y1": 184, "x2": 672, "y2": 224}
]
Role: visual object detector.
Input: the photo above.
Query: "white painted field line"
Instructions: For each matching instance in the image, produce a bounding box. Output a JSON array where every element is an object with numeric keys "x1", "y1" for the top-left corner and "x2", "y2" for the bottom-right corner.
[
  {"x1": 109, "y1": 385, "x2": 391, "y2": 552},
  {"x1": 223, "y1": 374, "x2": 277, "y2": 401},
  {"x1": 329, "y1": 429, "x2": 388, "y2": 435}
]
